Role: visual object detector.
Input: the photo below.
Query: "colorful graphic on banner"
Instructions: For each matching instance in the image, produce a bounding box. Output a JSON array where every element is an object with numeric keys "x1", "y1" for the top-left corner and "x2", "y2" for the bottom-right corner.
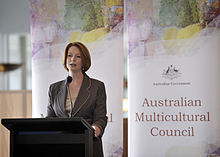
[
  {"x1": 127, "y1": 0, "x2": 220, "y2": 157},
  {"x1": 30, "y1": 0, "x2": 124, "y2": 156}
]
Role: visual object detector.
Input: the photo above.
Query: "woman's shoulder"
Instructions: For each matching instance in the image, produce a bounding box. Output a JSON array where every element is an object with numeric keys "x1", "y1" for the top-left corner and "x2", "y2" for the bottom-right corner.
[
  {"x1": 90, "y1": 78, "x2": 104, "y2": 84},
  {"x1": 90, "y1": 78, "x2": 105, "y2": 90},
  {"x1": 85, "y1": 74, "x2": 104, "y2": 86},
  {"x1": 49, "y1": 79, "x2": 65, "y2": 90}
]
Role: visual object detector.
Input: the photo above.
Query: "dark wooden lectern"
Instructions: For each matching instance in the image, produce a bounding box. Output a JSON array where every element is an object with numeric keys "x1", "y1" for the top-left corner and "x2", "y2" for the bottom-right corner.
[{"x1": 1, "y1": 117, "x2": 94, "y2": 157}]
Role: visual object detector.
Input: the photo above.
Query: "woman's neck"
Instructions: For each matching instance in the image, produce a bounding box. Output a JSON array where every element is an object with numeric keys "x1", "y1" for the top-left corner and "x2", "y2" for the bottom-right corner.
[{"x1": 69, "y1": 71, "x2": 84, "y2": 84}]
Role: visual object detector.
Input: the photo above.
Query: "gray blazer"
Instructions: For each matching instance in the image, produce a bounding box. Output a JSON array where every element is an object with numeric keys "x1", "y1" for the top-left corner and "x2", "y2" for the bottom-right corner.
[
  {"x1": 47, "y1": 73, "x2": 108, "y2": 137},
  {"x1": 47, "y1": 74, "x2": 107, "y2": 157}
]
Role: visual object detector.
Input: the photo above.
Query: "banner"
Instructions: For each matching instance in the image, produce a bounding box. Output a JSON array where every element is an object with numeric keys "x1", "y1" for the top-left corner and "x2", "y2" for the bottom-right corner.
[
  {"x1": 127, "y1": 0, "x2": 220, "y2": 156},
  {"x1": 30, "y1": 0, "x2": 123, "y2": 156}
]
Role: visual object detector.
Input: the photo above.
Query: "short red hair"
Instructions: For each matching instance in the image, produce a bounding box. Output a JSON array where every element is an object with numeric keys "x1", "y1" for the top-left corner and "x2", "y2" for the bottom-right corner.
[{"x1": 63, "y1": 42, "x2": 91, "y2": 72}]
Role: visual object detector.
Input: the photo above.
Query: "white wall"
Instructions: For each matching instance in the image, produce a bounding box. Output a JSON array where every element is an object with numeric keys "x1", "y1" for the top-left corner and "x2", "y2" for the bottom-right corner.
[
  {"x1": 0, "y1": 0, "x2": 31, "y2": 90},
  {"x1": 0, "y1": 0, "x2": 30, "y2": 33}
]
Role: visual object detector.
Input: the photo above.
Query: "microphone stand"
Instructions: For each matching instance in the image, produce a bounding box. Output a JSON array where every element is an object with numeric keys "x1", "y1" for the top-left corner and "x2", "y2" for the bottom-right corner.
[
  {"x1": 67, "y1": 85, "x2": 73, "y2": 117},
  {"x1": 66, "y1": 76, "x2": 74, "y2": 117}
]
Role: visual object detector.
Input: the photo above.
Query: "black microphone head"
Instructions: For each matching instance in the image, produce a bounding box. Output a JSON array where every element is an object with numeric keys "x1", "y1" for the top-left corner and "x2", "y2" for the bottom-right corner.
[{"x1": 67, "y1": 76, "x2": 72, "y2": 83}]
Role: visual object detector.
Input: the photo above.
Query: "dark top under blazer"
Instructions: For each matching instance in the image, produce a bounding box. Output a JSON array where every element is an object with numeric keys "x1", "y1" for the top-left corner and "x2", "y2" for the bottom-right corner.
[{"x1": 47, "y1": 73, "x2": 108, "y2": 137}]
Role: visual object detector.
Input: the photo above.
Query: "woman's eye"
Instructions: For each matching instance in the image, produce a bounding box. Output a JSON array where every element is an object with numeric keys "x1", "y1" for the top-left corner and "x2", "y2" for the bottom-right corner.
[
  {"x1": 68, "y1": 54, "x2": 71, "y2": 57},
  {"x1": 77, "y1": 55, "x2": 81, "y2": 58}
]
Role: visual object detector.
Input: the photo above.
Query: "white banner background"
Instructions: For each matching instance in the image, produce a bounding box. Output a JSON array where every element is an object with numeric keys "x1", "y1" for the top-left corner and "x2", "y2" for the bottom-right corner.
[
  {"x1": 30, "y1": 1, "x2": 123, "y2": 156},
  {"x1": 128, "y1": 29, "x2": 220, "y2": 157}
]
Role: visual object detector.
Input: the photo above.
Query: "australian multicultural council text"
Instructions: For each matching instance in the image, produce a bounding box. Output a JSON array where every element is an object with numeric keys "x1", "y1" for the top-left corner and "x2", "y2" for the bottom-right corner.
[{"x1": 135, "y1": 97, "x2": 210, "y2": 137}]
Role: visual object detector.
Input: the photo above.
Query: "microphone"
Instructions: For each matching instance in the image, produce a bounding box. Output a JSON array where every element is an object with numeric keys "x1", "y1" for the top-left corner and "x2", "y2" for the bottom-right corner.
[
  {"x1": 67, "y1": 76, "x2": 72, "y2": 83},
  {"x1": 66, "y1": 76, "x2": 73, "y2": 117}
]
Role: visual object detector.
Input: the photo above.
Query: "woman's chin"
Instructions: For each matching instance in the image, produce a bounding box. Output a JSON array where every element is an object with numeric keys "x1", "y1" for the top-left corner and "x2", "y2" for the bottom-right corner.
[{"x1": 69, "y1": 69, "x2": 82, "y2": 73}]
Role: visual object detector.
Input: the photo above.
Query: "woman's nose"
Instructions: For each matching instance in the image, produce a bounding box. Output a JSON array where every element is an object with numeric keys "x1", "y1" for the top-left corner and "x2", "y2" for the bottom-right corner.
[{"x1": 71, "y1": 56, "x2": 75, "y2": 61}]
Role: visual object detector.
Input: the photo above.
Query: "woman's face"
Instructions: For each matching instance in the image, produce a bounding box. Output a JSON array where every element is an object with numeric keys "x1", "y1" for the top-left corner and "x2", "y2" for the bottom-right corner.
[{"x1": 66, "y1": 46, "x2": 83, "y2": 72}]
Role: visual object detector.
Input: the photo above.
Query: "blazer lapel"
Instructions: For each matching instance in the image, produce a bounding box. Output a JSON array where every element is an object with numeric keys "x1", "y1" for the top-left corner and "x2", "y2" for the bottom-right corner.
[
  {"x1": 72, "y1": 74, "x2": 91, "y2": 117},
  {"x1": 56, "y1": 79, "x2": 69, "y2": 117}
]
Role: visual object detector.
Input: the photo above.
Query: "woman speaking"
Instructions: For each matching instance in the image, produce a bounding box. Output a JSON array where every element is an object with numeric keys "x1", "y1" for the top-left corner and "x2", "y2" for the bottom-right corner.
[{"x1": 47, "y1": 42, "x2": 108, "y2": 157}]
